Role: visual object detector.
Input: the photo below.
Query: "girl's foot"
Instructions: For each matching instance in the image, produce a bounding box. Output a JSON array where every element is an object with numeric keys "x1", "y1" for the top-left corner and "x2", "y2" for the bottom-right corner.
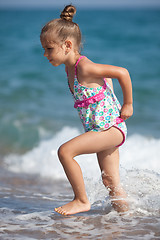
[
  {"x1": 109, "y1": 186, "x2": 129, "y2": 212},
  {"x1": 111, "y1": 198, "x2": 129, "y2": 212},
  {"x1": 55, "y1": 199, "x2": 91, "y2": 216}
]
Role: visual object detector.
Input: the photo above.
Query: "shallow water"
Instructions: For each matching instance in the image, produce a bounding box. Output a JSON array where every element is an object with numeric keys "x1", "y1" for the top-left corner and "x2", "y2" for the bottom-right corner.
[
  {"x1": 1, "y1": 128, "x2": 160, "y2": 239},
  {"x1": 0, "y1": 168, "x2": 160, "y2": 240}
]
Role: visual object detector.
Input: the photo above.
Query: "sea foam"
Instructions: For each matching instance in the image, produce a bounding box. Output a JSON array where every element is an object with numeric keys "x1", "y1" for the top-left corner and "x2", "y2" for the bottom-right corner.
[
  {"x1": 4, "y1": 126, "x2": 160, "y2": 212},
  {"x1": 4, "y1": 126, "x2": 160, "y2": 178}
]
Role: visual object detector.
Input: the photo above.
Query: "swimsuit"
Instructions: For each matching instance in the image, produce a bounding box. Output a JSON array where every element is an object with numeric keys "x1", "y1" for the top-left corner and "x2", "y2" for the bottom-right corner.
[{"x1": 67, "y1": 56, "x2": 127, "y2": 147}]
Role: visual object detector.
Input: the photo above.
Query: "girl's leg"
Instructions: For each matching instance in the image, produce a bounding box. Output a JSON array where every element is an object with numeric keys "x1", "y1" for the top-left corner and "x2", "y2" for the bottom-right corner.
[
  {"x1": 97, "y1": 148, "x2": 129, "y2": 212},
  {"x1": 55, "y1": 127, "x2": 123, "y2": 215}
]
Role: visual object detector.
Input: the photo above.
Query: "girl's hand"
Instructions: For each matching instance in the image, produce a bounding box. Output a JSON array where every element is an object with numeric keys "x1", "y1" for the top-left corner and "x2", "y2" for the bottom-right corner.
[{"x1": 120, "y1": 103, "x2": 133, "y2": 121}]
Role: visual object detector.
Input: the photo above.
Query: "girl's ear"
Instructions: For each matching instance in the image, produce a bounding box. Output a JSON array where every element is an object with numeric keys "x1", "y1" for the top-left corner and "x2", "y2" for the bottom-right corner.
[{"x1": 64, "y1": 40, "x2": 72, "y2": 53}]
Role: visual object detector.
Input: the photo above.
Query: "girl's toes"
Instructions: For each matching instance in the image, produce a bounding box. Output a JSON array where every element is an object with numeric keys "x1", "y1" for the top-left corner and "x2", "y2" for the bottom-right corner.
[
  {"x1": 59, "y1": 208, "x2": 67, "y2": 215},
  {"x1": 59, "y1": 209, "x2": 63, "y2": 214},
  {"x1": 61, "y1": 210, "x2": 67, "y2": 215},
  {"x1": 55, "y1": 207, "x2": 61, "y2": 213},
  {"x1": 55, "y1": 207, "x2": 67, "y2": 215}
]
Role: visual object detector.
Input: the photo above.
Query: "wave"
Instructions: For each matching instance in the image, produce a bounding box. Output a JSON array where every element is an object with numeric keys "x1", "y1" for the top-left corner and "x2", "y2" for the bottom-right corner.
[
  {"x1": 4, "y1": 126, "x2": 160, "y2": 215},
  {"x1": 4, "y1": 126, "x2": 160, "y2": 177}
]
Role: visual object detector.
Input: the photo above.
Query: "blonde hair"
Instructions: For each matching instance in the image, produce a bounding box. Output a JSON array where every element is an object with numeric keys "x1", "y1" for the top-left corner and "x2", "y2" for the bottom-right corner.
[{"x1": 40, "y1": 5, "x2": 82, "y2": 52}]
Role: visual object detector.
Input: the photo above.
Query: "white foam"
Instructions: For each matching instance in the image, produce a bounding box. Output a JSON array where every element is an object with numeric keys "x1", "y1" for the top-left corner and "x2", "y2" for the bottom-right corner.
[
  {"x1": 120, "y1": 134, "x2": 160, "y2": 172},
  {"x1": 4, "y1": 127, "x2": 81, "y2": 179},
  {"x1": 4, "y1": 127, "x2": 160, "y2": 178},
  {"x1": 4, "y1": 127, "x2": 160, "y2": 215},
  {"x1": 15, "y1": 211, "x2": 51, "y2": 221}
]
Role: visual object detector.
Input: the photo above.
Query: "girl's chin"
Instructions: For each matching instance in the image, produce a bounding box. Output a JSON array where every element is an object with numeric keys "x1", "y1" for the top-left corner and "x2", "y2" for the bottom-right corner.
[
  {"x1": 50, "y1": 61, "x2": 61, "y2": 67},
  {"x1": 50, "y1": 62, "x2": 57, "y2": 66}
]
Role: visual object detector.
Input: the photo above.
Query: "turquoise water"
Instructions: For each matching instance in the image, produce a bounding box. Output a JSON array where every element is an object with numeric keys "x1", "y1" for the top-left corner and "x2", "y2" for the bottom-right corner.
[
  {"x1": 0, "y1": 9, "x2": 160, "y2": 240},
  {"x1": 0, "y1": 9, "x2": 160, "y2": 155}
]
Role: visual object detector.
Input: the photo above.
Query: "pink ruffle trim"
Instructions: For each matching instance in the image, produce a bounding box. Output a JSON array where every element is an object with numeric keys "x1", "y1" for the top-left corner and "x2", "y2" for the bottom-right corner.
[
  {"x1": 74, "y1": 91, "x2": 106, "y2": 108},
  {"x1": 115, "y1": 117, "x2": 123, "y2": 124}
]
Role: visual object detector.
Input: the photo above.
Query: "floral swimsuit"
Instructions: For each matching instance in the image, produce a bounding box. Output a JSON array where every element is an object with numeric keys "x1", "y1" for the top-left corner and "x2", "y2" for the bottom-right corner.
[{"x1": 67, "y1": 56, "x2": 127, "y2": 147}]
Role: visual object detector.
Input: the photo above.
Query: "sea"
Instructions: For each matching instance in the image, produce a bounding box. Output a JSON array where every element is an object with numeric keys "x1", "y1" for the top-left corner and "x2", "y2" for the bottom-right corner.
[{"x1": 0, "y1": 8, "x2": 160, "y2": 240}]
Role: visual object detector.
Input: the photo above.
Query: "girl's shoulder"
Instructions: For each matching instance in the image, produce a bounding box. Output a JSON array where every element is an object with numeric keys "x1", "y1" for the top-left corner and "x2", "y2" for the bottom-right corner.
[
  {"x1": 77, "y1": 57, "x2": 95, "y2": 77},
  {"x1": 77, "y1": 56, "x2": 92, "y2": 67}
]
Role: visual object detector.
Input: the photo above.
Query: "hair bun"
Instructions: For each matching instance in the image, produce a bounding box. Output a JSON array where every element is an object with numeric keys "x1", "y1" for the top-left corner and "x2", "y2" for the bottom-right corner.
[{"x1": 60, "y1": 5, "x2": 76, "y2": 22}]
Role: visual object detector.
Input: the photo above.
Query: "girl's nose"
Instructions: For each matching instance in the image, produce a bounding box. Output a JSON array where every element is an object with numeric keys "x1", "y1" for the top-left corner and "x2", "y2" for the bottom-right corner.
[{"x1": 44, "y1": 50, "x2": 48, "y2": 57}]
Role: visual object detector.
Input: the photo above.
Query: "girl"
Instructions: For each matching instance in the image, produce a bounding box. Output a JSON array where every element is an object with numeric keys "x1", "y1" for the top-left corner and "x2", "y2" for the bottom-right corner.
[{"x1": 40, "y1": 5, "x2": 133, "y2": 216}]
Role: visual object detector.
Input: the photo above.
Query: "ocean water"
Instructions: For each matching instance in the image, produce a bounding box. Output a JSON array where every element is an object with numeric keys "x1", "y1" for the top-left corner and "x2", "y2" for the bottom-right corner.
[{"x1": 0, "y1": 8, "x2": 160, "y2": 239}]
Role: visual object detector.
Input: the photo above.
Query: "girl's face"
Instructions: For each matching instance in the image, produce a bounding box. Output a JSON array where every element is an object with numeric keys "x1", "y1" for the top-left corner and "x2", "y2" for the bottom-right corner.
[{"x1": 41, "y1": 39, "x2": 66, "y2": 67}]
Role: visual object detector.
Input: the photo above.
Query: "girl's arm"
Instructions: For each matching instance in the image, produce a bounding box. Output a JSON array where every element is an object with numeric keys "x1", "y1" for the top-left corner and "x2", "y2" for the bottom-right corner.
[{"x1": 78, "y1": 59, "x2": 133, "y2": 120}]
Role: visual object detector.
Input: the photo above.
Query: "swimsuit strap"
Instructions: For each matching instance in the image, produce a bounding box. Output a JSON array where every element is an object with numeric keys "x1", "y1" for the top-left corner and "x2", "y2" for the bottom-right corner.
[
  {"x1": 74, "y1": 55, "x2": 107, "y2": 91},
  {"x1": 75, "y1": 56, "x2": 85, "y2": 77}
]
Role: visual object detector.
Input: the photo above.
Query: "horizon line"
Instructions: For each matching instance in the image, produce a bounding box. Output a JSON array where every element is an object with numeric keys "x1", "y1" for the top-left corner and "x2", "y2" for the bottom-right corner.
[{"x1": 1, "y1": 5, "x2": 160, "y2": 10}]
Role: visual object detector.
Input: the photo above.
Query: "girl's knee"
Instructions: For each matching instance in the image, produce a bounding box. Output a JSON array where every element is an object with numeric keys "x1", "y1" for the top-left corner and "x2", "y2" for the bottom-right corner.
[
  {"x1": 58, "y1": 144, "x2": 67, "y2": 161},
  {"x1": 57, "y1": 143, "x2": 74, "y2": 163}
]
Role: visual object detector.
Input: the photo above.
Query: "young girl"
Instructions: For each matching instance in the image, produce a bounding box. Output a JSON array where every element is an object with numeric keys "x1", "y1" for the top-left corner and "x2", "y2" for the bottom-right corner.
[{"x1": 40, "y1": 5, "x2": 133, "y2": 216}]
